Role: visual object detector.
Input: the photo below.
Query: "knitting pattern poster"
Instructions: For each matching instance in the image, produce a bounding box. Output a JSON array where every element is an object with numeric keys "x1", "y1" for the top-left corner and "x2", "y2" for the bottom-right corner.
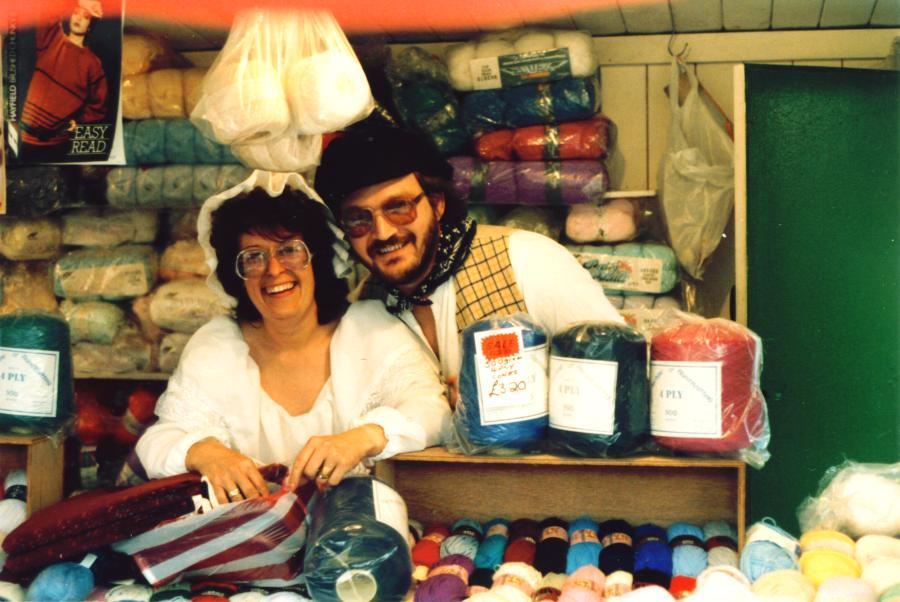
[{"x1": 4, "y1": 0, "x2": 124, "y2": 164}]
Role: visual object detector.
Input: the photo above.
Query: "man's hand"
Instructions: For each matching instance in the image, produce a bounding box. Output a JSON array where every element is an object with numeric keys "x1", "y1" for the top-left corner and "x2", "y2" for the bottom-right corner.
[{"x1": 77, "y1": 0, "x2": 103, "y2": 18}]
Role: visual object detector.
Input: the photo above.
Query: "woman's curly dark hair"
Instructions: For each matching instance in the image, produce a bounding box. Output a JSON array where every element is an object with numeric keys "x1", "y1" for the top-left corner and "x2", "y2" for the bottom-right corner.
[{"x1": 209, "y1": 188, "x2": 349, "y2": 324}]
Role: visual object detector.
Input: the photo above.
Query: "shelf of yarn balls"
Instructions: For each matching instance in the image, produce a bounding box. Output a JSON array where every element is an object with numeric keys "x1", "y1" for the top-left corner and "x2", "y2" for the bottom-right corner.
[
  {"x1": 0, "y1": 434, "x2": 65, "y2": 518},
  {"x1": 375, "y1": 446, "x2": 746, "y2": 546}
]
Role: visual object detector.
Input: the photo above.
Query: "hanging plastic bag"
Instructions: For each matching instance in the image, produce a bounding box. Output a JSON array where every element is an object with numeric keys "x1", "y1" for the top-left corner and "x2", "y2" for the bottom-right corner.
[{"x1": 658, "y1": 59, "x2": 734, "y2": 280}]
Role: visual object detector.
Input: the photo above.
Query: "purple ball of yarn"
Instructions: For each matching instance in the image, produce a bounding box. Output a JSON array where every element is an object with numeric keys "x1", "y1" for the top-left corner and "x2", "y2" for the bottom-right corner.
[{"x1": 414, "y1": 554, "x2": 475, "y2": 602}]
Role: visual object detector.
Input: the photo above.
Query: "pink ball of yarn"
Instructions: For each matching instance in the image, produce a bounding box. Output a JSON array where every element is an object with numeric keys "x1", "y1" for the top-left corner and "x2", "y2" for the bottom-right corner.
[
  {"x1": 559, "y1": 565, "x2": 605, "y2": 602},
  {"x1": 814, "y1": 576, "x2": 877, "y2": 602}
]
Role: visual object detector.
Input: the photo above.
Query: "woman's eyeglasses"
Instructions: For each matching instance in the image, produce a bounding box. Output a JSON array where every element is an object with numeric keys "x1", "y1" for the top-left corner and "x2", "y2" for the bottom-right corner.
[
  {"x1": 235, "y1": 238, "x2": 312, "y2": 280},
  {"x1": 340, "y1": 193, "x2": 426, "y2": 238}
]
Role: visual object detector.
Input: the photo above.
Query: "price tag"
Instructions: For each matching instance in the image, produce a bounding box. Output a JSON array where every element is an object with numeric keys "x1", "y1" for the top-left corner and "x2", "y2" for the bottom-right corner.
[{"x1": 473, "y1": 327, "x2": 548, "y2": 425}]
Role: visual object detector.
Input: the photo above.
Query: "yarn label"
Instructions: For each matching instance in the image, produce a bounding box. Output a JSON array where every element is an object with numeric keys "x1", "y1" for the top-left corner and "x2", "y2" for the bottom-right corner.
[
  {"x1": 650, "y1": 361, "x2": 723, "y2": 438},
  {"x1": 0, "y1": 346, "x2": 59, "y2": 417},
  {"x1": 470, "y1": 48, "x2": 573, "y2": 90},
  {"x1": 573, "y1": 252, "x2": 665, "y2": 293},
  {"x1": 474, "y1": 327, "x2": 549, "y2": 425},
  {"x1": 371, "y1": 479, "x2": 409, "y2": 545},
  {"x1": 548, "y1": 356, "x2": 617, "y2": 435}
]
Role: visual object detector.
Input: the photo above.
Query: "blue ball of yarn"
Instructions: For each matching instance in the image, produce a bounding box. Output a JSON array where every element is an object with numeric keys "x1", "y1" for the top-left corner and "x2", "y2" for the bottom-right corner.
[
  {"x1": 26, "y1": 562, "x2": 94, "y2": 602},
  {"x1": 566, "y1": 516, "x2": 601, "y2": 574},
  {"x1": 474, "y1": 518, "x2": 510, "y2": 570},
  {"x1": 441, "y1": 518, "x2": 483, "y2": 560},
  {"x1": 666, "y1": 522, "x2": 705, "y2": 542},
  {"x1": 635, "y1": 523, "x2": 668, "y2": 546},
  {"x1": 672, "y1": 544, "x2": 707, "y2": 577},
  {"x1": 635, "y1": 542, "x2": 673, "y2": 575},
  {"x1": 453, "y1": 314, "x2": 549, "y2": 454},
  {"x1": 703, "y1": 521, "x2": 737, "y2": 541},
  {"x1": 739, "y1": 540, "x2": 798, "y2": 582}
]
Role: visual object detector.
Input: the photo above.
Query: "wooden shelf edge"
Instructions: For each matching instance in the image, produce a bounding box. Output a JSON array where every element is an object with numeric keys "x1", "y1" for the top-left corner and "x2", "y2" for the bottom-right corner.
[
  {"x1": 0, "y1": 433, "x2": 60, "y2": 445},
  {"x1": 387, "y1": 446, "x2": 746, "y2": 469},
  {"x1": 75, "y1": 371, "x2": 171, "y2": 381}
]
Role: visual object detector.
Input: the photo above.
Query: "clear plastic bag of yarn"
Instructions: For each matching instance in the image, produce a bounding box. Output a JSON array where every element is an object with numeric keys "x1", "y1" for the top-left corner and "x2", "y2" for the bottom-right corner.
[
  {"x1": 797, "y1": 461, "x2": 900, "y2": 538},
  {"x1": 657, "y1": 58, "x2": 734, "y2": 280},
  {"x1": 303, "y1": 476, "x2": 412, "y2": 602},
  {"x1": 192, "y1": 9, "x2": 373, "y2": 150},
  {"x1": 450, "y1": 313, "x2": 549, "y2": 455},
  {"x1": 0, "y1": 310, "x2": 75, "y2": 436},
  {"x1": 646, "y1": 310, "x2": 771, "y2": 468}
]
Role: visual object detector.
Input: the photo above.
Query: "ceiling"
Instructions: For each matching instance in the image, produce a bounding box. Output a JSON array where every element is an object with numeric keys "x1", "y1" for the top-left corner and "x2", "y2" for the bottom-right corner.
[{"x1": 125, "y1": 0, "x2": 900, "y2": 50}]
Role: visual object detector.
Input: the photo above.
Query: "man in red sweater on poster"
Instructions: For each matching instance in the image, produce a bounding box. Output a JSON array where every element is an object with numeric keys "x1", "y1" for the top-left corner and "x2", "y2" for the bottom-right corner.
[{"x1": 19, "y1": 0, "x2": 108, "y2": 162}]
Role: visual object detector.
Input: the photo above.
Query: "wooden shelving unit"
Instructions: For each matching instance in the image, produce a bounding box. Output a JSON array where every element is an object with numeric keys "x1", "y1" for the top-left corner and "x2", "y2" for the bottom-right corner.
[
  {"x1": 0, "y1": 433, "x2": 65, "y2": 517},
  {"x1": 376, "y1": 447, "x2": 746, "y2": 545}
]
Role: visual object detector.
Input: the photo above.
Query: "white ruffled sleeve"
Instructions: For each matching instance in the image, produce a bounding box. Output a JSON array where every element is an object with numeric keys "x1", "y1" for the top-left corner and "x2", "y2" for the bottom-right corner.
[
  {"x1": 136, "y1": 318, "x2": 242, "y2": 478},
  {"x1": 336, "y1": 302, "x2": 452, "y2": 462}
]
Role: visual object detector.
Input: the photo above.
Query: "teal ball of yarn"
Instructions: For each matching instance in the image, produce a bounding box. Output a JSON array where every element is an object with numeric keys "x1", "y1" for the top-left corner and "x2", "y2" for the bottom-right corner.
[
  {"x1": 26, "y1": 562, "x2": 94, "y2": 602},
  {"x1": 475, "y1": 518, "x2": 510, "y2": 570},
  {"x1": 740, "y1": 540, "x2": 798, "y2": 582},
  {"x1": 0, "y1": 312, "x2": 74, "y2": 435},
  {"x1": 442, "y1": 518, "x2": 483, "y2": 560}
]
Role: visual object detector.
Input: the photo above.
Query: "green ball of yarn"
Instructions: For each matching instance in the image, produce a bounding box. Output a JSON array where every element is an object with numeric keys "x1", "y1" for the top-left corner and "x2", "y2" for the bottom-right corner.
[{"x1": 0, "y1": 312, "x2": 74, "y2": 435}]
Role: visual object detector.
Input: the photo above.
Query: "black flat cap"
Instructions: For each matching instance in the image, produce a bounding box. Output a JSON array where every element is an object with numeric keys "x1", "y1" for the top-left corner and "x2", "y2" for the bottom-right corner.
[{"x1": 314, "y1": 127, "x2": 453, "y2": 213}]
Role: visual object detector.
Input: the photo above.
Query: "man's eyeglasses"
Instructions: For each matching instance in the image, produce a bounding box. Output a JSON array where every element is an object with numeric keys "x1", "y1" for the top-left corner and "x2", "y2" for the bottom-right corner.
[
  {"x1": 235, "y1": 238, "x2": 312, "y2": 280},
  {"x1": 340, "y1": 193, "x2": 427, "y2": 239}
]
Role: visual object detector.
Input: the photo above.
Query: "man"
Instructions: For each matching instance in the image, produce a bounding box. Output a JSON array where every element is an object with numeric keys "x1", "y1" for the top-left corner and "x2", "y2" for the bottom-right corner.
[
  {"x1": 19, "y1": 0, "x2": 107, "y2": 161},
  {"x1": 315, "y1": 128, "x2": 624, "y2": 391}
]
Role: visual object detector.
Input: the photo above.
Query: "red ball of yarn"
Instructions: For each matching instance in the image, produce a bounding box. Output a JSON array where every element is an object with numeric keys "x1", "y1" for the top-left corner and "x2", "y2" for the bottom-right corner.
[
  {"x1": 75, "y1": 401, "x2": 115, "y2": 445},
  {"x1": 668, "y1": 575, "x2": 697, "y2": 597},
  {"x1": 412, "y1": 524, "x2": 451, "y2": 580},
  {"x1": 113, "y1": 386, "x2": 159, "y2": 445},
  {"x1": 651, "y1": 319, "x2": 767, "y2": 454}
]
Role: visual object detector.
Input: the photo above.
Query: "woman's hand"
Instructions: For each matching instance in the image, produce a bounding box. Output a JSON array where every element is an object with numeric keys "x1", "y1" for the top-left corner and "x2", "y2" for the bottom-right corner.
[
  {"x1": 77, "y1": 0, "x2": 103, "y2": 18},
  {"x1": 186, "y1": 437, "x2": 269, "y2": 504},
  {"x1": 285, "y1": 424, "x2": 387, "y2": 491}
]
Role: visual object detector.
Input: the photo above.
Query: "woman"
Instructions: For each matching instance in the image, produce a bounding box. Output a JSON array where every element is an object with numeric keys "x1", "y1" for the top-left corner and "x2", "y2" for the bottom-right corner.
[{"x1": 136, "y1": 181, "x2": 451, "y2": 504}]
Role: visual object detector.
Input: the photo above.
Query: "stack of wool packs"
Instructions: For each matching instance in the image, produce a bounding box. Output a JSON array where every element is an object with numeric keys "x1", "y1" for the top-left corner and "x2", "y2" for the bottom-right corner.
[{"x1": 445, "y1": 28, "x2": 610, "y2": 215}]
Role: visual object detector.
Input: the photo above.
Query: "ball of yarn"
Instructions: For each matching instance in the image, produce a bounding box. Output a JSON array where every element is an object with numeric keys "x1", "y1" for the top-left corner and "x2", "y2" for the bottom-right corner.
[
  {"x1": 567, "y1": 516, "x2": 601, "y2": 574},
  {"x1": 799, "y1": 549, "x2": 861, "y2": 587},
  {"x1": 617, "y1": 584, "x2": 674, "y2": 601},
  {"x1": 492, "y1": 562, "x2": 542, "y2": 602},
  {"x1": 855, "y1": 535, "x2": 900, "y2": 568},
  {"x1": 230, "y1": 128, "x2": 321, "y2": 173},
  {"x1": 745, "y1": 519, "x2": 801, "y2": 561},
  {"x1": 105, "y1": 583, "x2": 152, "y2": 601},
  {"x1": 0, "y1": 581, "x2": 24, "y2": 602},
  {"x1": 696, "y1": 564, "x2": 752, "y2": 593},
  {"x1": 453, "y1": 314, "x2": 549, "y2": 454},
  {"x1": 513, "y1": 31, "x2": 556, "y2": 53},
  {"x1": 598, "y1": 520, "x2": 634, "y2": 575},
  {"x1": 814, "y1": 576, "x2": 877, "y2": 602},
  {"x1": 553, "y1": 31, "x2": 597, "y2": 77},
  {"x1": 559, "y1": 565, "x2": 605, "y2": 601},
  {"x1": 535, "y1": 517, "x2": 569, "y2": 575},
  {"x1": 651, "y1": 319, "x2": 767, "y2": 456},
  {"x1": 414, "y1": 554, "x2": 473, "y2": 602},
  {"x1": 446, "y1": 43, "x2": 475, "y2": 91},
  {"x1": 800, "y1": 530, "x2": 856, "y2": 557},
  {"x1": 412, "y1": 524, "x2": 450, "y2": 580},
  {"x1": 880, "y1": 583, "x2": 900, "y2": 602},
  {"x1": 668, "y1": 574, "x2": 696, "y2": 597},
  {"x1": 0, "y1": 499, "x2": 27, "y2": 537},
  {"x1": 0, "y1": 312, "x2": 74, "y2": 435},
  {"x1": 475, "y1": 518, "x2": 510, "y2": 570},
  {"x1": 113, "y1": 386, "x2": 159, "y2": 446},
  {"x1": 535, "y1": 572, "x2": 566, "y2": 601},
  {"x1": 475, "y1": 40, "x2": 516, "y2": 59},
  {"x1": 751, "y1": 569, "x2": 816, "y2": 602},
  {"x1": 505, "y1": 519, "x2": 541, "y2": 566},
  {"x1": 441, "y1": 518, "x2": 483, "y2": 560},
  {"x1": 26, "y1": 562, "x2": 94, "y2": 602},
  {"x1": 703, "y1": 521, "x2": 737, "y2": 541},
  {"x1": 469, "y1": 567, "x2": 495, "y2": 594},
  {"x1": 742, "y1": 541, "x2": 799, "y2": 582},
  {"x1": 3, "y1": 470, "x2": 27, "y2": 502},
  {"x1": 707, "y1": 546, "x2": 739, "y2": 568},
  {"x1": 286, "y1": 50, "x2": 373, "y2": 135},
  {"x1": 861, "y1": 557, "x2": 900, "y2": 595},
  {"x1": 548, "y1": 321, "x2": 649, "y2": 457}
]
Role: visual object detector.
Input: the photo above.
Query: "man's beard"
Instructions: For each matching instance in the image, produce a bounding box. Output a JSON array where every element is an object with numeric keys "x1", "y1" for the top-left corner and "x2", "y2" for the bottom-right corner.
[{"x1": 369, "y1": 221, "x2": 440, "y2": 288}]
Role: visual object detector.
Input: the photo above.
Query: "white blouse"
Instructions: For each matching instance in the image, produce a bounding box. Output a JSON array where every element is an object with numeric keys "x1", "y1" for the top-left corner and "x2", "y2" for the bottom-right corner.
[{"x1": 137, "y1": 300, "x2": 451, "y2": 478}]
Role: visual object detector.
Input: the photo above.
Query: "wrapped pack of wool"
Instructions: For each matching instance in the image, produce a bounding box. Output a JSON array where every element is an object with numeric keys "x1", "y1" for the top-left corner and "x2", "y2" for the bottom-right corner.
[
  {"x1": 158, "y1": 333, "x2": 190, "y2": 374},
  {"x1": 446, "y1": 29, "x2": 597, "y2": 91},
  {"x1": 548, "y1": 321, "x2": 650, "y2": 457},
  {"x1": 462, "y1": 77, "x2": 599, "y2": 133},
  {"x1": 566, "y1": 198, "x2": 643, "y2": 244},
  {"x1": 498, "y1": 206, "x2": 561, "y2": 240},
  {"x1": 0, "y1": 217, "x2": 62, "y2": 261},
  {"x1": 59, "y1": 300, "x2": 125, "y2": 345},
  {"x1": 148, "y1": 279, "x2": 228, "y2": 334},
  {"x1": 286, "y1": 52, "x2": 374, "y2": 135},
  {"x1": 165, "y1": 209, "x2": 201, "y2": 242},
  {"x1": 61, "y1": 210, "x2": 158, "y2": 247},
  {"x1": 448, "y1": 157, "x2": 517, "y2": 204},
  {"x1": 105, "y1": 168, "x2": 138, "y2": 208},
  {"x1": 159, "y1": 240, "x2": 210, "y2": 281},
  {"x1": 451, "y1": 313, "x2": 549, "y2": 455},
  {"x1": 122, "y1": 73, "x2": 152, "y2": 120},
  {"x1": 0, "y1": 311, "x2": 75, "y2": 435},
  {"x1": 0, "y1": 261, "x2": 58, "y2": 316},
  {"x1": 124, "y1": 119, "x2": 238, "y2": 166},
  {"x1": 72, "y1": 323, "x2": 154, "y2": 374},
  {"x1": 182, "y1": 67, "x2": 207, "y2": 117},
  {"x1": 467, "y1": 204, "x2": 504, "y2": 226},
  {"x1": 569, "y1": 242, "x2": 679, "y2": 296},
  {"x1": 4, "y1": 167, "x2": 79, "y2": 219},
  {"x1": 650, "y1": 318, "x2": 770, "y2": 466},
  {"x1": 475, "y1": 117, "x2": 613, "y2": 162},
  {"x1": 162, "y1": 165, "x2": 195, "y2": 207},
  {"x1": 130, "y1": 296, "x2": 164, "y2": 344},
  {"x1": 122, "y1": 35, "x2": 168, "y2": 77},
  {"x1": 303, "y1": 476, "x2": 412, "y2": 602},
  {"x1": 230, "y1": 128, "x2": 322, "y2": 173},
  {"x1": 393, "y1": 82, "x2": 469, "y2": 156},
  {"x1": 515, "y1": 160, "x2": 609, "y2": 205},
  {"x1": 148, "y1": 69, "x2": 186, "y2": 118},
  {"x1": 53, "y1": 246, "x2": 157, "y2": 301}
]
